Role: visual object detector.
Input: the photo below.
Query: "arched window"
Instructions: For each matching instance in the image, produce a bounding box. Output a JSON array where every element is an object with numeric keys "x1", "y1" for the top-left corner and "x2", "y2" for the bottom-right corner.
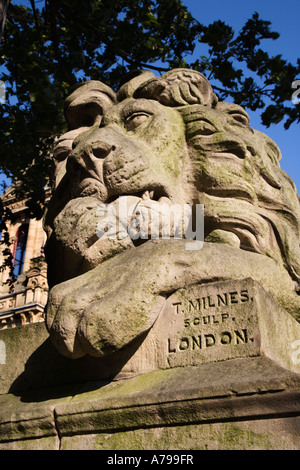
[{"x1": 12, "y1": 224, "x2": 28, "y2": 277}]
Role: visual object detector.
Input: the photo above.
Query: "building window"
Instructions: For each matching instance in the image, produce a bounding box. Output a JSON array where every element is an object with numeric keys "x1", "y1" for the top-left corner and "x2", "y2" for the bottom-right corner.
[{"x1": 12, "y1": 224, "x2": 28, "y2": 277}]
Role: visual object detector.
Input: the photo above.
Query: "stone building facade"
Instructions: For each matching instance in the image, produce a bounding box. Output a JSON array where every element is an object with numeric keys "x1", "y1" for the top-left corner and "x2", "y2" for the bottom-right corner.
[{"x1": 0, "y1": 185, "x2": 48, "y2": 329}]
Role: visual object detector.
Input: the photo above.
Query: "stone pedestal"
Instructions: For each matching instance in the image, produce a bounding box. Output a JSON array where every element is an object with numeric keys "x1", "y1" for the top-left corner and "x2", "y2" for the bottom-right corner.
[{"x1": 0, "y1": 278, "x2": 299, "y2": 450}]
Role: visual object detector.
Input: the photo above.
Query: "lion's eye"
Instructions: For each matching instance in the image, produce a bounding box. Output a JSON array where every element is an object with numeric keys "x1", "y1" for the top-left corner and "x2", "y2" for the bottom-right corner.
[
  {"x1": 229, "y1": 112, "x2": 250, "y2": 126},
  {"x1": 197, "y1": 121, "x2": 217, "y2": 135},
  {"x1": 125, "y1": 113, "x2": 150, "y2": 132}
]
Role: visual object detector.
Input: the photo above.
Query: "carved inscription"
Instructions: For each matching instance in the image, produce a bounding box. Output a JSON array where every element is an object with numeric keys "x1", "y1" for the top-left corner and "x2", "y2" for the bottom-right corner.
[
  {"x1": 160, "y1": 281, "x2": 259, "y2": 367},
  {"x1": 171, "y1": 288, "x2": 251, "y2": 315},
  {"x1": 168, "y1": 329, "x2": 251, "y2": 354}
]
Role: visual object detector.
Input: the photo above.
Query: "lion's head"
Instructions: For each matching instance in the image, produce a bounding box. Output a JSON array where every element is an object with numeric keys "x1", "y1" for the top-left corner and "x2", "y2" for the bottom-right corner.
[{"x1": 44, "y1": 69, "x2": 300, "y2": 359}]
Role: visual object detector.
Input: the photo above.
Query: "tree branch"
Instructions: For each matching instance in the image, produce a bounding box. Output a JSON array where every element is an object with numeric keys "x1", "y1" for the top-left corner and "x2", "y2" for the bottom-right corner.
[
  {"x1": 47, "y1": 0, "x2": 73, "y2": 83},
  {"x1": 117, "y1": 49, "x2": 170, "y2": 73},
  {"x1": 29, "y1": 0, "x2": 41, "y2": 35}
]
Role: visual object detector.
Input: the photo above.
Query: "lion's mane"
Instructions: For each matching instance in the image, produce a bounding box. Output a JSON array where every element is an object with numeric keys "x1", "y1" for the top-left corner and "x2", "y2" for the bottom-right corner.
[{"x1": 133, "y1": 69, "x2": 300, "y2": 289}]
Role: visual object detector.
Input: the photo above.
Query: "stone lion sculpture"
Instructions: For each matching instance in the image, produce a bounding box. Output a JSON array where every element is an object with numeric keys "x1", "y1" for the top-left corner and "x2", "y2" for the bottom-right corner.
[{"x1": 43, "y1": 69, "x2": 300, "y2": 360}]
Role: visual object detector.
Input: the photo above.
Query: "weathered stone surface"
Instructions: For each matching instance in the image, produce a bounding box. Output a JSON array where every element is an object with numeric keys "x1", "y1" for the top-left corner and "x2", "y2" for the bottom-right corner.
[
  {"x1": 0, "y1": 279, "x2": 299, "y2": 398},
  {"x1": 0, "y1": 322, "x2": 149, "y2": 394},
  {"x1": 124, "y1": 278, "x2": 300, "y2": 374},
  {"x1": 43, "y1": 68, "x2": 300, "y2": 360},
  {"x1": 0, "y1": 322, "x2": 49, "y2": 394},
  {"x1": 45, "y1": 239, "x2": 300, "y2": 361},
  {"x1": 0, "y1": 356, "x2": 299, "y2": 450},
  {"x1": 59, "y1": 417, "x2": 300, "y2": 451}
]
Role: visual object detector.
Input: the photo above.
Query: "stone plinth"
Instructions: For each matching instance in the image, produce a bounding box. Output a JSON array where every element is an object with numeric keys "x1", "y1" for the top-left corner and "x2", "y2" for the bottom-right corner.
[
  {"x1": 0, "y1": 357, "x2": 299, "y2": 450},
  {"x1": 0, "y1": 278, "x2": 299, "y2": 450}
]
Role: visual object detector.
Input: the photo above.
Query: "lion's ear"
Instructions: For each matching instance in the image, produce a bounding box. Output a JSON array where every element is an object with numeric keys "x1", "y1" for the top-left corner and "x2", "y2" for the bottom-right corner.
[
  {"x1": 64, "y1": 80, "x2": 116, "y2": 131},
  {"x1": 134, "y1": 68, "x2": 218, "y2": 108},
  {"x1": 116, "y1": 70, "x2": 156, "y2": 101}
]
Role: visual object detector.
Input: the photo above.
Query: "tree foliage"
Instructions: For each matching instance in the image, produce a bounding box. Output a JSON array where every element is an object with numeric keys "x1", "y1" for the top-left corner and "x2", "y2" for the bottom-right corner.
[{"x1": 0, "y1": 0, "x2": 299, "y2": 217}]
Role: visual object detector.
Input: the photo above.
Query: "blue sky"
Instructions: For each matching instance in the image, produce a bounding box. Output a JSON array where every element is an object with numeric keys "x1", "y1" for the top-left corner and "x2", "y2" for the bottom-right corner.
[
  {"x1": 184, "y1": 0, "x2": 300, "y2": 191},
  {"x1": 1, "y1": 0, "x2": 299, "y2": 194}
]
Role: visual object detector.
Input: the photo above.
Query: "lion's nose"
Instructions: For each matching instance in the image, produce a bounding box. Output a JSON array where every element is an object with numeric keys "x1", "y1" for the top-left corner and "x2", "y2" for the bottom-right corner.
[
  {"x1": 67, "y1": 140, "x2": 114, "y2": 173},
  {"x1": 91, "y1": 141, "x2": 115, "y2": 159}
]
